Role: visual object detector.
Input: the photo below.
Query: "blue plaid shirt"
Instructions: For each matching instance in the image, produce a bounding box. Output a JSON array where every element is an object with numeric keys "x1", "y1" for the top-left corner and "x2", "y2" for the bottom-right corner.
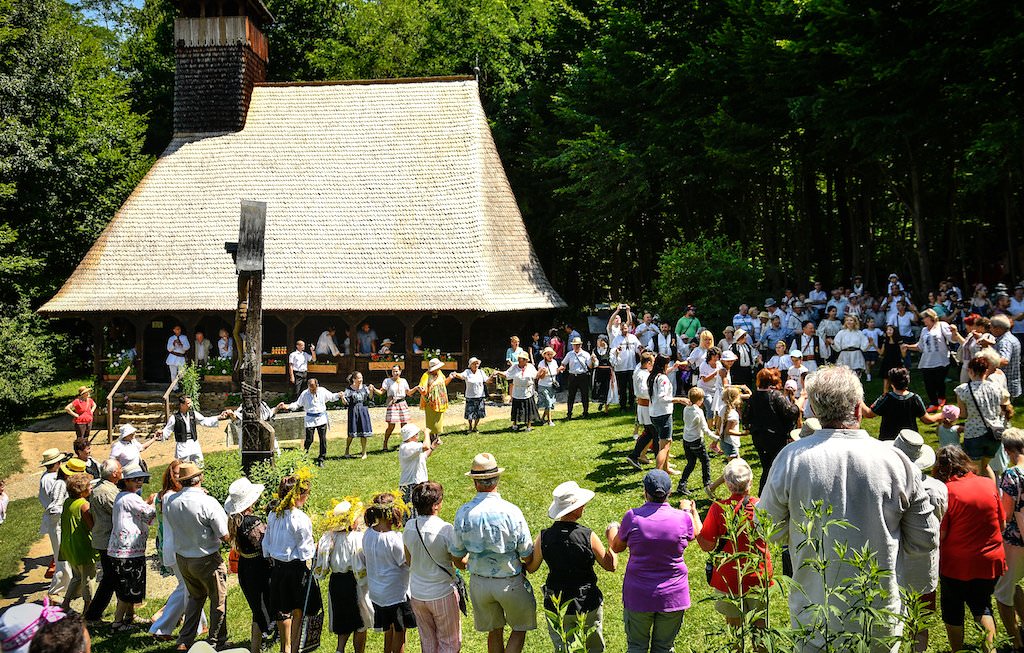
[{"x1": 450, "y1": 491, "x2": 533, "y2": 578}]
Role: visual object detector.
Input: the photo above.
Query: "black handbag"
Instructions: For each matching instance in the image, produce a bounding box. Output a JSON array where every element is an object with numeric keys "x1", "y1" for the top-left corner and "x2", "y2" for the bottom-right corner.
[{"x1": 414, "y1": 517, "x2": 468, "y2": 615}]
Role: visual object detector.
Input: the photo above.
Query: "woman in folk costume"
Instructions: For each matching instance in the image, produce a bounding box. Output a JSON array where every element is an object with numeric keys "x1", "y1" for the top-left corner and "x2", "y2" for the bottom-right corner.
[
  {"x1": 418, "y1": 358, "x2": 454, "y2": 440},
  {"x1": 833, "y1": 315, "x2": 869, "y2": 375},
  {"x1": 314, "y1": 498, "x2": 373, "y2": 653}
]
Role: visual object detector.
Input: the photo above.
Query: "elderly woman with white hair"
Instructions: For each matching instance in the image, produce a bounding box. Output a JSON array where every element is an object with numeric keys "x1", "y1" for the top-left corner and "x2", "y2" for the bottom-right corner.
[
  {"x1": 451, "y1": 357, "x2": 488, "y2": 433},
  {"x1": 697, "y1": 458, "x2": 772, "y2": 634},
  {"x1": 902, "y1": 308, "x2": 957, "y2": 412}
]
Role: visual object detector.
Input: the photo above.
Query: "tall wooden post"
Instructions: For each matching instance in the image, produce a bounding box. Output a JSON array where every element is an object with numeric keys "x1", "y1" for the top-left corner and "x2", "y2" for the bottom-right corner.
[{"x1": 229, "y1": 200, "x2": 274, "y2": 473}]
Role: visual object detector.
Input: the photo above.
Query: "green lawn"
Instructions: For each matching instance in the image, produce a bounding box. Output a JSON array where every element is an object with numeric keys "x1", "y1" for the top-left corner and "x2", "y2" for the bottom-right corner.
[{"x1": 77, "y1": 372, "x2": 1024, "y2": 653}]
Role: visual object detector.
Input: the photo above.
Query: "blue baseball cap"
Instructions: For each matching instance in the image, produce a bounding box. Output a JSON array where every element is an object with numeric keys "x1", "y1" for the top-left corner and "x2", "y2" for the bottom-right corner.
[{"x1": 642, "y1": 470, "x2": 672, "y2": 501}]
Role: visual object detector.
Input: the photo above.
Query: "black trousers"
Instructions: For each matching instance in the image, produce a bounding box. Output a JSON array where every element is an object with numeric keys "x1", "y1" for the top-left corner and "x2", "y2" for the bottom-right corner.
[
  {"x1": 84, "y1": 549, "x2": 115, "y2": 620},
  {"x1": 566, "y1": 374, "x2": 591, "y2": 417},
  {"x1": 751, "y1": 431, "x2": 788, "y2": 494},
  {"x1": 304, "y1": 424, "x2": 327, "y2": 461},
  {"x1": 615, "y1": 370, "x2": 635, "y2": 409},
  {"x1": 292, "y1": 371, "x2": 307, "y2": 399},
  {"x1": 921, "y1": 365, "x2": 948, "y2": 406},
  {"x1": 680, "y1": 439, "x2": 712, "y2": 490},
  {"x1": 630, "y1": 423, "x2": 655, "y2": 459}
]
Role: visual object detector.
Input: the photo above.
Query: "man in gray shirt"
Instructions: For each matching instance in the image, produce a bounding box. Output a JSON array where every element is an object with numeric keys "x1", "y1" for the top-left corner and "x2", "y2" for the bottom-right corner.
[
  {"x1": 83, "y1": 459, "x2": 121, "y2": 621},
  {"x1": 163, "y1": 462, "x2": 230, "y2": 651}
]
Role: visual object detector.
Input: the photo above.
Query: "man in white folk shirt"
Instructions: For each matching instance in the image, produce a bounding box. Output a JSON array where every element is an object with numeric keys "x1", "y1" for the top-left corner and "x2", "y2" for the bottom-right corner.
[
  {"x1": 633, "y1": 312, "x2": 659, "y2": 349},
  {"x1": 611, "y1": 322, "x2": 641, "y2": 410},
  {"x1": 288, "y1": 339, "x2": 315, "y2": 399},
  {"x1": 38, "y1": 448, "x2": 71, "y2": 598},
  {"x1": 161, "y1": 395, "x2": 227, "y2": 463},
  {"x1": 166, "y1": 325, "x2": 190, "y2": 388},
  {"x1": 558, "y1": 336, "x2": 595, "y2": 420},
  {"x1": 792, "y1": 320, "x2": 830, "y2": 372},
  {"x1": 649, "y1": 322, "x2": 680, "y2": 394},
  {"x1": 316, "y1": 326, "x2": 343, "y2": 358}
]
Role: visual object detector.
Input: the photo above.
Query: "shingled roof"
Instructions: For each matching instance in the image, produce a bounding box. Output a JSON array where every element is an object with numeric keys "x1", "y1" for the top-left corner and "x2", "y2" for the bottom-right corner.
[{"x1": 40, "y1": 77, "x2": 565, "y2": 315}]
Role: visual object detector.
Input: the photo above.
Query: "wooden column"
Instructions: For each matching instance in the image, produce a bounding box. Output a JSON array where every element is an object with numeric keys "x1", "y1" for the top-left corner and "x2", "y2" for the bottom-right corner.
[
  {"x1": 399, "y1": 313, "x2": 422, "y2": 359},
  {"x1": 459, "y1": 313, "x2": 481, "y2": 364},
  {"x1": 90, "y1": 317, "x2": 106, "y2": 384},
  {"x1": 182, "y1": 314, "x2": 200, "y2": 363},
  {"x1": 132, "y1": 315, "x2": 147, "y2": 389}
]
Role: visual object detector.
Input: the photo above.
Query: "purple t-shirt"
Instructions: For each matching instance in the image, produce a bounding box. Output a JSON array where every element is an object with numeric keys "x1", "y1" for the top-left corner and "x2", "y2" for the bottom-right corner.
[{"x1": 619, "y1": 502, "x2": 694, "y2": 612}]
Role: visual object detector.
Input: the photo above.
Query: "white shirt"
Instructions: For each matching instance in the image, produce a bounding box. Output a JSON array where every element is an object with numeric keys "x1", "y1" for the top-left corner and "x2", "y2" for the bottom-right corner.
[
  {"x1": 110, "y1": 438, "x2": 145, "y2": 468},
  {"x1": 362, "y1": 527, "x2": 410, "y2": 607},
  {"x1": 807, "y1": 288, "x2": 827, "y2": 307},
  {"x1": 651, "y1": 332, "x2": 677, "y2": 357},
  {"x1": 160, "y1": 409, "x2": 220, "y2": 462},
  {"x1": 162, "y1": 486, "x2": 228, "y2": 558},
  {"x1": 610, "y1": 333, "x2": 641, "y2": 372},
  {"x1": 459, "y1": 369, "x2": 487, "y2": 398},
  {"x1": 505, "y1": 363, "x2": 537, "y2": 399},
  {"x1": 788, "y1": 365, "x2": 810, "y2": 393},
  {"x1": 217, "y1": 337, "x2": 233, "y2": 358},
  {"x1": 890, "y1": 311, "x2": 914, "y2": 337},
  {"x1": 286, "y1": 387, "x2": 341, "y2": 428},
  {"x1": 862, "y1": 327, "x2": 883, "y2": 351},
  {"x1": 263, "y1": 508, "x2": 315, "y2": 562},
  {"x1": 316, "y1": 529, "x2": 365, "y2": 576},
  {"x1": 38, "y1": 471, "x2": 64, "y2": 530},
  {"x1": 916, "y1": 323, "x2": 952, "y2": 369},
  {"x1": 316, "y1": 331, "x2": 341, "y2": 356},
  {"x1": 698, "y1": 360, "x2": 722, "y2": 396},
  {"x1": 634, "y1": 322, "x2": 658, "y2": 348},
  {"x1": 399, "y1": 440, "x2": 429, "y2": 486},
  {"x1": 633, "y1": 366, "x2": 652, "y2": 425},
  {"x1": 833, "y1": 329, "x2": 868, "y2": 370},
  {"x1": 536, "y1": 360, "x2": 559, "y2": 388},
  {"x1": 289, "y1": 350, "x2": 312, "y2": 373},
  {"x1": 0, "y1": 491, "x2": 8, "y2": 525},
  {"x1": 649, "y1": 373, "x2": 675, "y2": 417},
  {"x1": 561, "y1": 349, "x2": 593, "y2": 375},
  {"x1": 766, "y1": 354, "x2": 792, "y2": 370},
  {"x1": 682, "y1": 404, "x2": 713, "y2": 443},
  {"x1": 166, "y1": 335, "x2": 190, "y2": 365},
  {"x1": 403, "y1": 515, "x2": 458, "y2": 601},
  {"x1": 382, "y1": 377, "x2": 412, "y2": 402}
]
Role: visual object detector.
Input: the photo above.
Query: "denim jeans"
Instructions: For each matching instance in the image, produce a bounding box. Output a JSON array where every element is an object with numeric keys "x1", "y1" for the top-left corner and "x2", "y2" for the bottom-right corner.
[{"x1": 623, "y1": 608, "x2": 685, "y2": 653}]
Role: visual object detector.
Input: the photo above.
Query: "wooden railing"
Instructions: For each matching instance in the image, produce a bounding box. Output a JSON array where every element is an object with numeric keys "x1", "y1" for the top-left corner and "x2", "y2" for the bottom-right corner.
[
  {"x1": 105, "y1": 365, "x2": 133, "y2": 444},
  {"x1": 162, "y1": 368, "x2": 185, "y2": 424}
]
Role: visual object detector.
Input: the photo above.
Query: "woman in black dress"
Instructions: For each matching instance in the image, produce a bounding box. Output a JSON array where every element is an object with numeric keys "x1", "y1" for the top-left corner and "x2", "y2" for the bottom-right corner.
[
  {"x1": 744, "y1": 368, "x2": 800, "y2": 494},
  {"x1": 526, "y1": 481, "x2": 617, "y2": 653},
  {"x1": 225, "y1": 477, "x2": 273, "y2": 653},
  {"x1": 878, "y1": 324, "x2": 904, "y2": 394},
  {"x1": 592, "y1": 335, "x2": 614, "y2": 412}
]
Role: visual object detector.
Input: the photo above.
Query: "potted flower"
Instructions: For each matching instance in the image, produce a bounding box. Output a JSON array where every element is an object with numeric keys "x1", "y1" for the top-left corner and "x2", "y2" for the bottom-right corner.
[
  {"x1": 261, "y1": 355, "x2": 286, "y2": 375},
  {"x1": 201, "y1": 357, "x2": 234, "y2": 384},
  {"x1": 103, "y1": 349, "x2": 136, "y2": 382}
]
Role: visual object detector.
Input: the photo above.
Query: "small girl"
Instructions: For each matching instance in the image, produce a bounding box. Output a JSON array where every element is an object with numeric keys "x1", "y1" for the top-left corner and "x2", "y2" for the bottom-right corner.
[
  {"x1": 786, "y1": 351, "x2": 809, "y2": 394},
  {"x1": 679, "y1": 388, "x2": 714, "y2": 496},
  {"x1": 765, "y1": 341, "x2": 791, "y2": 371},
  {"x1": 343, "y1": 372, "x2": 375, "y2": 460},
  {"x1": 707, "y1": 386, "x2": 751, "y2": 496},
  {"x1": 315, "y1": 499, "x2": 373, "y2": 653},
  {"x1": 361, "y1": 493, "x2": 416, "y2": 653},
  {"x1": 378, "y1": 339, "x2": 394, "y2": 355},
  {"x1": 398, "y1": 424, "x2": 440, "y2": 507},
  {"x1": 938, "y1": 404, "x2": 963, "y2": 448},
  {"x1": 861, "y1": 317, "x2": 884, "y2": 382},
  {"x1": 698, "y1": 347, "x2": 724, "y2": 424}
]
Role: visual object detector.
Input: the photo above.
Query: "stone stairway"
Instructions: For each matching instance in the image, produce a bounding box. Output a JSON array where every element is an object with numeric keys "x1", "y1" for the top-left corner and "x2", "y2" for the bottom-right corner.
[{"x1": 114, "y1": 390, "x2": 168, "y2": 434}]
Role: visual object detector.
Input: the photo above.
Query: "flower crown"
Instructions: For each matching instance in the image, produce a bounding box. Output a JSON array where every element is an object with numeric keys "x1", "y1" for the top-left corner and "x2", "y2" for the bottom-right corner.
[
  {"x1": 273, "y1": 466, "x2": 314, "y2": 514},
  {"x1": 317, "y1": 496, "x2": 364, "y2": 532}
]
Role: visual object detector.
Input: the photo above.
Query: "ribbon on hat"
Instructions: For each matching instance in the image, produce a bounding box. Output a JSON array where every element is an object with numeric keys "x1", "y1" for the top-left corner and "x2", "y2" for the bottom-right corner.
[{"x1": 1, "y1": 598, "x2": 65, "y2": 652}]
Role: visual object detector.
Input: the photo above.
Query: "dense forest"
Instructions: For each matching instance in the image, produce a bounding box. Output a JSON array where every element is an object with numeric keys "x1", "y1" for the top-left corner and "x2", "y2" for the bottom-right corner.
[{"x1": 1, "y1": 0, "x2": 1022, "y2": 413}]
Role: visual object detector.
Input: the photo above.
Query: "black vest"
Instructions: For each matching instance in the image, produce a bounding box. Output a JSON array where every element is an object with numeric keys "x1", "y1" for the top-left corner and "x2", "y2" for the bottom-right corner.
[
  {"x1": 173, "y1": 410, "x2": 199, "y2": 442},
  {"x1": 652, "y1": 332, "x2": 677, "y2": 360}
]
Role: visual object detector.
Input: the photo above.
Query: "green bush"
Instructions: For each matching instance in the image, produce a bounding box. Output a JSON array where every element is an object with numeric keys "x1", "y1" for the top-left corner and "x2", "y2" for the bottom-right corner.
[
  {"x1": 248, "y1": 448, "x2": 312, "y2": 503},
  {"x1": 654, "y1": 235, "x2": 763, "y2": 330},
  {"x1": 179, "y1": 362, "x2": 201, "y2": 408},
  {"x1": 0, "y1": 299, "x2": 57, "y2": 426},
  {"x1": 199, "y1": 453, "x2": 242, "y2": 505}
]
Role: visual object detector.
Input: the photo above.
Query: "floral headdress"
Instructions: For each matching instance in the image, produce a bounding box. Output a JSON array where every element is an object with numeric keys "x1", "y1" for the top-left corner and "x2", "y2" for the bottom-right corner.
[
  {"x1": 364, "y1": 490, "x2": 411, "y2": 527},
  {"x1": 317, "y1": 497, "x2": 364, "y2": 532},
  {"x1": 273, "y1": 466, "x2": 314, "y2": 514}
]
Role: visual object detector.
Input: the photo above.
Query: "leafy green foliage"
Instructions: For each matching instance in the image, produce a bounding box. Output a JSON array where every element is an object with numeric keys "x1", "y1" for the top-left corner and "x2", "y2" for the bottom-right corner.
[
  {"x1": 178, "y1": 362, "x2": 201, "y2": 408},
  {"x1": 655, "y1": 236, "x2": 763, "y2": 328},
  {"x1": 0, "y1": 300, "x2": 58, "y2": 427}
]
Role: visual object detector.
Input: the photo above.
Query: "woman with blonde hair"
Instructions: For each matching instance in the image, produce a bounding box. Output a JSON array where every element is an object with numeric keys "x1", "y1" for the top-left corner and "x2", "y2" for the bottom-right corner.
[
  {"x1": 263, "y1": 471, "x2": 320, "y2": 653},
  {"x1": 315, "y1": 498, "x2": 372, "y2": 653},
  {"x1": 833, "y1": 315, "x2": 868, "y2": 375},
  {"x1": 903, "y1": 308, "x2": 957, "y2": 412},
  {"x1": 707, "y1": 385, "x2": 752, "y2": 496}
]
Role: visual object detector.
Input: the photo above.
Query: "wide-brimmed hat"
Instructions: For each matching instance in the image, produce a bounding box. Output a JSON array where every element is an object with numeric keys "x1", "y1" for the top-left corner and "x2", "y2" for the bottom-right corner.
[
  {"x1": 465, "y1": 452, "x2": 504, "y2": 479},
  {"x1": 77, "y1": 386, "x2": 91, "y2": 397},
  {"x1": 734, "y1": 328, "x2": 748, "y2": 341},
  {"x1": 516, "y1": 350, "x2": 530, "y2": 360},
  {"x1": 60, "y1": 457, "x2": 87, "y2": 476},
  {"x1": 764, "y1": 298, "x2": 777, "y2": 307},
  {"x1": 789, "y1": 349, "x2": 804, "y2": 358},
  {"x1": 548, "y1": 481, "x2": 596, "y2": 519},
  {"x1": 401, "y1": 423, "x2": 421, "y2": 441},
  {"x1": 793, "y1": 301, "x2": 805, "y2": 308},
  {"x1": 942, "y1": 404, "x2": 961, "y2": 421},
  {"x1": 224, "y1": 477, "x2": 265, "y2": 515},
  {"x1": 541, "y1": 347, "x2": 555, "y2": 356},
  {"x1": 39, "y1": 448, "x2": 65, "y2": 467},
  {"x1": 790, "y1": 417, "x2": 821, "y2": 441},
  {"x1": 978, "y1": 332, "x2": 997, "y2": 345},
  {"x1": 118, "y1": 424, "x2": 137, "y2": 440},
  {"x1": 721, "y1": 350, "x2": 738, "y2": 362},
  {"x1": 185, "y1": 642, "x2": 249, "y2": 653},
  {"x1": 177, "y1": 462, "x2": 202, "y2": 482},
  {"x1": 121, "y1": 464, "x2": 150, "y2": 481},
  {"x1": 468, "y1": 357, "x2": 481, "y2": 366},
  {"x1": 784, "y1": 379, "x2": 799, "y2": 393},
  {"x1": 570, "y1": 336, "x2": 583, "y2": 345},
  {"x1": 0, "y1": 602, "x2": 61, "y2": 653},
  {"x1": 427, "y1": 357, "x2": 445, "y2": 372},
  {"x1": 381, "y1": 338, "x2": 394, "y2": 345},
  {"x1": 889, "y1": 429, "x2": 936, "y2": 471}
]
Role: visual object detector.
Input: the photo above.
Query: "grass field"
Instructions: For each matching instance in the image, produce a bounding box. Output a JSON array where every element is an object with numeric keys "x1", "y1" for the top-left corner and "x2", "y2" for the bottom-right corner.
[{"x1": 7, "y1": 373, "x2": 1019, "y2": 652}]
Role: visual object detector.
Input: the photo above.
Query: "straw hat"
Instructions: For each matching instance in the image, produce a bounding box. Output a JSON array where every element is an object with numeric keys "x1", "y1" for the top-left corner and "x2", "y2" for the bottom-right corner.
[
  {"x1": 541, "y1": 347, "x2": 555, "y2": 356},
  {"x1": 570, "y1": 336, "x2": 583, "y2": 345},
  {"x1": 39, "y1": 448, "x2": 65, "y2": 467},
  {"x1": 465, "y1": 452, "x2": 504, "y2": 479},
  {"x1": 790, "y1": 417, "x2": 821, "y2": 441},
  {"x1": 548, "y1": 481, "x2": 595, "y2": 520},
  {"x1": 381, "y1": 338, "x2": 394, "y2": 345},
  {"x1": 516, "y1": 350, "x2": 530, "y2": 360},
  {"x1": 468, "y1": 357, "x2": 481, "y2": 366},
  {"x1": 401, "y1": 423, "x2": 421, "y2": 441},
  {"x1": 734, "y1": 328, "x2": 748, "y2": 341},
  {"x1": 118, "y1": 424, "x2": 138, "y2": 440},
  {"x1": 224, "y1": 477, "x2": 265, "y2": 515},
  {"x1": 889, "y1": 429, "x2": 936, "y2": 471},
  {"x1": 77, "y1": 386, "x2": 91, "y2": 397},
  {"x1": 60, "y1": 458, "x2": 87, "y2": 476},
  {"x1": 121, "y1": 464, "x2": 150, "y2": 481},
  {"x1": 427, "y1": 357, "x2": 445, "y2": 372},
  {"x1": 177, "y1": 461, "x2": 202, "y2": 482}
]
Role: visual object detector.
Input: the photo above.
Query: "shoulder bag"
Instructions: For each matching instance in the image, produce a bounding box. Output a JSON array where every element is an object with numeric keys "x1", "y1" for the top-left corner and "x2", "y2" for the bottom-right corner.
[
  {"x1": 298, "y1": 562, "x2": 324, "y2": 653},
  {"x1": 966, "y1": 381, "x2": 1001, "y2": 441},
  {"x1": 415, "y1": 518, "x2": 468, "y2": 615}
]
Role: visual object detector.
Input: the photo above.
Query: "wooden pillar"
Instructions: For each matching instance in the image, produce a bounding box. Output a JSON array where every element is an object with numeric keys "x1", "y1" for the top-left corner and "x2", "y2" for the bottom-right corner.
[
  {"x1": 399, "y1": 313, "x2": 422, "y2": 358},
  {"x1": 459, "y1": 313, "x2": 481, "y2": 365},
  {"x1": 90, "y1": 317, "x2": 106, "y2": 384},
  {"x1": 182, "y1": 314, "x2": 200, "y2": 363},
  {"x1": 132, "y1": 315, "x2": 147, "y2": 389}
]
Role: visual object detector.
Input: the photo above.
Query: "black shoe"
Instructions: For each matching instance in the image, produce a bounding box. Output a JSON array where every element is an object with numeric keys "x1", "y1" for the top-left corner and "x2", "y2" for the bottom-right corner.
[
  {"x1": 565, "y1": 414, "x2": 573, "y2": 420},
  {"x1": 626, "y1": 456, "x2": 642, "y2": 470},
  {"x1": 582, "y1": 412, "x2": 590, "y2": 418},
  {"x1": 315, "y1": 459, "x2": 325, "y2": 467},
  {"x1": 677, "y1": 485, "x2": 691, "y2": 496}
]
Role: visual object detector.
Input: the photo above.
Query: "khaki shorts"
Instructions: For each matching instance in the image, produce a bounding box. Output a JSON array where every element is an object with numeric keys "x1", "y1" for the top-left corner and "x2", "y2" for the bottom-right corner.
[{"x1": 469, "y1": 574, "x2": 537, "y2": 633}]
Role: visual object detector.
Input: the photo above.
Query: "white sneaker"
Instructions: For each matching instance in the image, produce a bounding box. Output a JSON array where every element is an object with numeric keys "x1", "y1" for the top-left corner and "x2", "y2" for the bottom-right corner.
[{"x1": 547, "y1": 420, "x2": 555, "y2": 427}]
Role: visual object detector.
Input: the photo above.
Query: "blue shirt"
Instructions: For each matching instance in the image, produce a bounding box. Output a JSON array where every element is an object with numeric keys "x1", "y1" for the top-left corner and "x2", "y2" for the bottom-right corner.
[{"x1": 450, "y1": 492, "x2": 533, "y2": 578}]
